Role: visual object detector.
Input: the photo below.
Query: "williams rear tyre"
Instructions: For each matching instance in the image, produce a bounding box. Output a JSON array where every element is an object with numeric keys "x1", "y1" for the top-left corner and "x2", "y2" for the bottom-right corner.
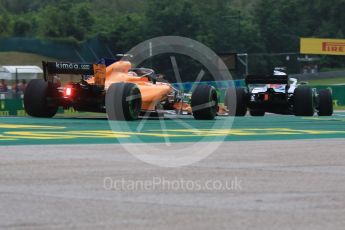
[
  {"x1": 249, "y1": 110, "x2": 265, "y2": 116},
  {"x1": 191, "y1": 85, "x2": 218, "y2": 120},
  {"x1": 293, "y1": 86, "x2": 314, "y2": 116},
  {"x1": 24, "y1": 79, "x2": 58, "y2": 118},
  {"x1": 106, "y1": 82, "x2": 142, "y2": 121},
  {"x1": 225, "y1": 88, "x2": 247, "y2": 116},
  {"x1": 317, "y1": 89, "x2": 333, "y2": 116}
]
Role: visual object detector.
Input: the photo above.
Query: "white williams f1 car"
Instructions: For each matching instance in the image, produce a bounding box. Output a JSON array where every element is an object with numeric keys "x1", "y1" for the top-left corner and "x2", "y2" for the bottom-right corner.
[{"x1": 225, "y1": 68, "x2": 333, "y2": 116}]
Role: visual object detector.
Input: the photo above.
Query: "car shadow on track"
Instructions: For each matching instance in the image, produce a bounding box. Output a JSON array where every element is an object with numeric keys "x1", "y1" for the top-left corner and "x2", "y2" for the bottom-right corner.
[{"x1": 54, "y1": 114, "x2": 198, "y2": 121}]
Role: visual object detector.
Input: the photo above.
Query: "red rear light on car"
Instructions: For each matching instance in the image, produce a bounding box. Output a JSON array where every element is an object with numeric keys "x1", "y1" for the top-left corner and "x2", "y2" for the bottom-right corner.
[{"x1": 65, "y1": 87, "x2": 73, "y2": 97}]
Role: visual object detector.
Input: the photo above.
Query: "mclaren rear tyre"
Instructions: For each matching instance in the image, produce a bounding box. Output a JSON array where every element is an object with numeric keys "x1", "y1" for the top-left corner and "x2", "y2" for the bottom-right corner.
[
  {"x1": 293, "y1": 86, "x2": 314, "y2": 116},
  {"x1": 106, "y1": 82, "x2": 142, "y2": 121},
  {"x1": 317, "y1": 89, "x2": 333, "y2": 116},
  {"x1": 191, "y1": 85, "x2": 218, "y2": 120},
  {"x1": 24, "y1": 79, "x2": 58, "y2": 118},
  {"x1": 249, "y1": 110, "x2": 265, "y2": 116},
  {"x1": 225, "y1": 88, "x2": 247, "y2": 116}
]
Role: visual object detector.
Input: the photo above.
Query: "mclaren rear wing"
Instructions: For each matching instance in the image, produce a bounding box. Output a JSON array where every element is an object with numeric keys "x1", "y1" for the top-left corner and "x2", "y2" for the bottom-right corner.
[
  {"x1": 245, "y1": 74, "x2": 289, "y2": 85},
  {"x1": 42, "y1": 61, "x2": 106, "y2": 85}
]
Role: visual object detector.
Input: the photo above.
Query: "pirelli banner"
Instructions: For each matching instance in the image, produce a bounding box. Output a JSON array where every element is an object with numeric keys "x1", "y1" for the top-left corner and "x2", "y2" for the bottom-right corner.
[{"x1": 300, "y1": 38, "x2": 345, "y2": 55}]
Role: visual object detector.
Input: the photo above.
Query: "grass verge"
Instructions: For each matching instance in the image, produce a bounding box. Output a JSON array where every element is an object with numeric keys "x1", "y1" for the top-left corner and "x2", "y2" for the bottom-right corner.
[
  {"x1": 308, "y1": 77, "x2": 345, "y2": 85},
  {"x1": 0, "y1": 52, "x2": 58, "y2": 66}
]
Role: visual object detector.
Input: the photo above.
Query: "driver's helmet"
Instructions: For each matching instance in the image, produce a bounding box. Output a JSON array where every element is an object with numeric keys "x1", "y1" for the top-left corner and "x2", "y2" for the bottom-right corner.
[
  {"x1": 273, "y1": 67, "x2": 287, "y2": 76},
  {"x1": 128, "y1": 71, "x2": 138, "y2": 77},
  {"x1": 270, "y1": 67, "x2": 287, "y2": 89}
]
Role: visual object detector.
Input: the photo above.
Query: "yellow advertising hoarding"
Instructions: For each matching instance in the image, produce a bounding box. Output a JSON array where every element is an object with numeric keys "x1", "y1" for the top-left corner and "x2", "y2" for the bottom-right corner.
[{"x1": 300, "y1": 38, "x2": 345, "y2": 55}]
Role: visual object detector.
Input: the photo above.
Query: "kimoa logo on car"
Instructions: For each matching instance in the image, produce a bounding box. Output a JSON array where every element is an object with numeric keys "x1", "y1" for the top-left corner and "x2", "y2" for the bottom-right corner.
[{"x1": 55, "y1": 62, "x2": 91, "y2": 70}]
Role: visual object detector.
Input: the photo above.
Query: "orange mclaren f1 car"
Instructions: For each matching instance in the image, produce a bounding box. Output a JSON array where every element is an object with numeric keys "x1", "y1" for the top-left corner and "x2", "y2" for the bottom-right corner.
[{"x1": 24, "y1": 58, "x2": 221, "y2": 120}]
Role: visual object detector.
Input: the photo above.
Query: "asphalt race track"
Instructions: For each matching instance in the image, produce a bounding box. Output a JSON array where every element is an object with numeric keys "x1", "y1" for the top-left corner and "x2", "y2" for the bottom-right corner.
[{"x1": 0, "y1": 112, "x2": 345, "y2": 229}]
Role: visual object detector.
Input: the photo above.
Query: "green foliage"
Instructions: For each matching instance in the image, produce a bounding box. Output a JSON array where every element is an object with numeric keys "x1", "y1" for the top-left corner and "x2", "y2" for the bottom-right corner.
[
  {"x1": 107, "y1": 13, "x2": 146, "y2": 52},
  {"x1": 0, "y1": 12, "x2": 11, "y2": 36},
  {"x1": 253, "y1": 0, "x2": 345, "y2": 53},
  {"x1": 34, "y1": 2, "x2": 95, "y2": 41},
  {"x1": 145, "y1": 0, "x2": 201, "y2": 37},
  {"x1": 0, "y1": 0, "x2": 344, "y2": 55},
  {"x1": 13, "y1": 17, "x2": 32, "y2": 36}
]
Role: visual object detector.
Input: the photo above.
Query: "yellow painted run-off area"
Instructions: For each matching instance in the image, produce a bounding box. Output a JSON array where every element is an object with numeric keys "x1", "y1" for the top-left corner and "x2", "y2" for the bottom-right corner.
[{"x1": 0, "y1": 113, "x2": 345, "y2": 145}]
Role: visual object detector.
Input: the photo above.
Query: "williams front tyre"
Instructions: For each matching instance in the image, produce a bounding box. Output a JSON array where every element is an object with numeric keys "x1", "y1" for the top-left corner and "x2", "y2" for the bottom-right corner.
[{"x1": 317, "y1": 89, "x2": 333, "y2": 116}]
